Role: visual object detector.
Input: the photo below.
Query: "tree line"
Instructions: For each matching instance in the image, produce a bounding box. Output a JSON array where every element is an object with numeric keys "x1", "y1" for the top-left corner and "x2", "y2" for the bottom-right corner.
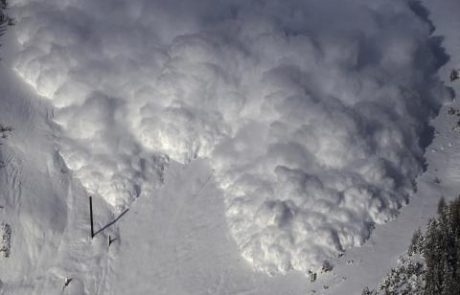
[{"x1": 363, "y1": 196, "x2": 460, "y2": 295}]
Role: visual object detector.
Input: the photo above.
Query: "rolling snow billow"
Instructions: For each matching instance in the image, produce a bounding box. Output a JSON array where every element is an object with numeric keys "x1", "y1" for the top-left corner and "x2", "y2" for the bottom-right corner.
[{"x1": 1, "y1": 0, "x2": 460, "y2": 294}]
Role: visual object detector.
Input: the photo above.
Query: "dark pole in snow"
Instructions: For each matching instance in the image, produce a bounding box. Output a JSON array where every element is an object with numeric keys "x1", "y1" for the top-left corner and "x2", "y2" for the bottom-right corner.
[{"x1": 89, "y1": 196, "x2": 94, "y2": 239}]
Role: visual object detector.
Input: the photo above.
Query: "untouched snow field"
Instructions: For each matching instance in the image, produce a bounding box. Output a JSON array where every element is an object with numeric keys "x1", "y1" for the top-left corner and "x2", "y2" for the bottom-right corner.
[{"x1": 0, "y1": 0, "x2": 459, "y2": 294}]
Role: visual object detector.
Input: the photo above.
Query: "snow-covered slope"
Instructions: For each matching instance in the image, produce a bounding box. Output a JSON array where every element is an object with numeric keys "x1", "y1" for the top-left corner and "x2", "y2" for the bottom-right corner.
[
  {"x1": 309, "y1": 0, "x2": 460, "y2": 293},
  {"x1": 0, "y1": 0, "x2": 459, "y2": 294},
  {"x1": 0, "y1": 40, "x2": 114, "y2": 295}
]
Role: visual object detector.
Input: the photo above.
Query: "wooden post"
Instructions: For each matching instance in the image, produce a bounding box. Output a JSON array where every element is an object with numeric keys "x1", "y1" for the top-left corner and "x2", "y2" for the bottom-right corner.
[{"x1": 89, "y1": 196, "x2": 94, "y2": 239}]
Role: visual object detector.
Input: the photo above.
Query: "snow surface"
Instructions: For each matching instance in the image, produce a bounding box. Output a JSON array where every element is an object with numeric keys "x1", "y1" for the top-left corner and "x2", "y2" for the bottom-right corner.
[{"x1": 0, "y1": 0, "x2": 459, "y2": 294}]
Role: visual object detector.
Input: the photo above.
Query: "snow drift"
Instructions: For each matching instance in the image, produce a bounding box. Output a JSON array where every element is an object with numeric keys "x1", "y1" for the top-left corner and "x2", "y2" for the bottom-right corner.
[{"x1": 11, "y1": 0, "x2": 449, "y2": 274}]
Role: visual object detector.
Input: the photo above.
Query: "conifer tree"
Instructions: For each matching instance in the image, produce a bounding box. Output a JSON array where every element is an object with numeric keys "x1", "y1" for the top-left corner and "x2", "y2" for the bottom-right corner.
[
  {"x1": 423, "y1": 197, "x2": 460, "y2": 295},
  {"x1": 409, "y1": 227, "x2": 423, "y2": 256},
  {"x1": 438, "y1": 197, "x2": 446, "y2": 215},
  {"x1": 424, "y1": 218, "x2": 442, "y2": 295}
]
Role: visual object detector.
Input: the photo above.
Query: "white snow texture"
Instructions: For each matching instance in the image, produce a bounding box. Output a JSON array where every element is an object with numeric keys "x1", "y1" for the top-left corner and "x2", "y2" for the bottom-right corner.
[{"x1": 12, "y1": 0, "x2": 449, "y2": 275}]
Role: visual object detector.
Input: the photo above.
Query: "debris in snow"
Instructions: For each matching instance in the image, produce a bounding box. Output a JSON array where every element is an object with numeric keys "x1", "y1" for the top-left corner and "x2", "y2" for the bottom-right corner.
[
  {"x1": 450, "y1": 69, "x2": 459, "y2": 82},
  {"x1": 0, "y1": 124, "x2": 12, "y2": 143},
  {"x1": 451, "y1": 118, "x2": 460, "y2": 132},
  {"x1": 321, "y1": 261, "x2": 333, "y2": 273},
  {"x1": 0, "y1": 222, "x2": 11, "y2": 257},
  {"x1": 447, "y1": 107, "x2": 458, "y2": 115},
  {"x1": 308, "y1": 271, "x2": 317, "y2": 283},
  {"x1": 108, "y1": 235, "x2": 117, "y2": 247},
  {"x1": 64, "y1": 278, "x2": 72, "y2": 288}
]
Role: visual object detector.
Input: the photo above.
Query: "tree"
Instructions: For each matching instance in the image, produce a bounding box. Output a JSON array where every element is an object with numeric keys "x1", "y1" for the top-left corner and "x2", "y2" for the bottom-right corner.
[
  {"x1": 423, "y1": 218, "x2": 442, "y2": 295},
  {"x1": 423, "y1": 197, "x2": 460, "y2": 295},
  {"x1": 408, "y1": 227, "x2": 423, "y2": 256},
  {"x1": 438, "y1": 197, "x2": 446, "y2": 215},
  {"x1": 366, "y1": 196, "x2": 460, "y2": 295},
  {"x1": 0, "y1": 0, "x2": 13, "y2": 39},
  {"x1": 361, "y1": 287, "x2": 376, "y2": 295}
]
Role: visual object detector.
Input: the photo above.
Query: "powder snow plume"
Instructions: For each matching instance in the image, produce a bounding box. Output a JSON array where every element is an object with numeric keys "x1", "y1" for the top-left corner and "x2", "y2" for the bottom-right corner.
[{"x1": 11, "y1": 0, "x2": 450, "y2": 274}]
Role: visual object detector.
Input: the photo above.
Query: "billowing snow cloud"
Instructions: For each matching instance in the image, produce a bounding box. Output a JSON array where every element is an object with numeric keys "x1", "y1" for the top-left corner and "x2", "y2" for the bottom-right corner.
[{"x1": 12, "y1": 0, "x2": 449, "y2": 274}]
